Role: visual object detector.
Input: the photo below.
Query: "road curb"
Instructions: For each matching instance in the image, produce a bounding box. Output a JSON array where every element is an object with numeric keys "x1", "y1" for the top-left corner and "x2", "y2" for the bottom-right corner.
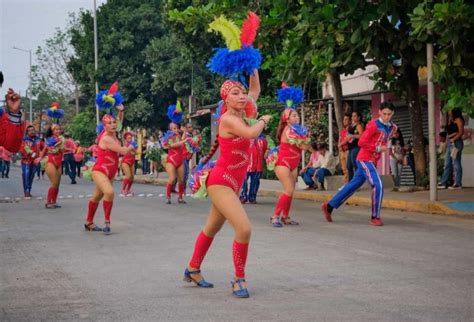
[{"x1": 126, "y1": 177, "x2": 474, "y2": 218}]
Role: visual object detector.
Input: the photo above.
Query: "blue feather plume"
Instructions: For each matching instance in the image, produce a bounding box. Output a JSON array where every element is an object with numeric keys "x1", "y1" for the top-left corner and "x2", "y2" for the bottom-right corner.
[
  {"x1": 167, "y1": 105, "x2": 183, "y2": 124},
  {"x1": 290, "y1": 124, "x2": 309, "y2": 136},
  {"x1": 212, "y1": 100, "x2": 225, "y2": 120},
  {"x1": 46, "y1": 137, "x2": 59, "y2": 148},
  {"x1": 47, "y1": 108, "x2": 65, "y2": 119},
  {"x1": 277, "y1": 87, "x2": 304, "y2": 108},
  {"x1": 96, "y1": 123, "x2": 104, "y2": 135},
  {"x1": 207, "y1": 46, "x2": 261, "y2": 78},
  {"x1": 95, "y1": 90, "x2": 124, "y2": 110}
]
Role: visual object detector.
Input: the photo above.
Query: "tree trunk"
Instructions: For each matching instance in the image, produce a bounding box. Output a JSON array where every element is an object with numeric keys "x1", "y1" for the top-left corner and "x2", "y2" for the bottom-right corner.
[
  {"x1": 405, "y1": 65, "x2": 426, "y2": 186},
  {"x1": 328, "y1": 72, "x2": 343, "y2": 131}
]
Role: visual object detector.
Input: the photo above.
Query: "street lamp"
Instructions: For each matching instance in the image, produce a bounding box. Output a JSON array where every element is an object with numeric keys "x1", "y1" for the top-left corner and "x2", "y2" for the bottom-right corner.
[
  {"x1": 93, "y1": 0, "x2": 99, "y2": 125},
  {"x1": 12, "y1": 46, "x2": 33, "y2": 124}
]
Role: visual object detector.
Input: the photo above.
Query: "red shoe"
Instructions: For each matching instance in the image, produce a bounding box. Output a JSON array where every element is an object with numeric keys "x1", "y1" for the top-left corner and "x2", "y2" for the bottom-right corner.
[
  {"x1": 370, "y1": 218, "x2": 384, "y2": 226},
  {"x1": 321, "y1": 203, "x2": 332, "y2": 222}
]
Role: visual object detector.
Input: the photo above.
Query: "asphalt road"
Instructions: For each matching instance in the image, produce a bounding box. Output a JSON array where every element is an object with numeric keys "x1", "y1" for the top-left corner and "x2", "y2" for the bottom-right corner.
[{"x1": 1, "y1": 166, "x2": 473, "y2": 321}]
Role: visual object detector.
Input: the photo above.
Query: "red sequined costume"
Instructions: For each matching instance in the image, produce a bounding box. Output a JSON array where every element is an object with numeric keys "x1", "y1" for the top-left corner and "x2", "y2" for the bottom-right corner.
[
  {"x1": 47, "y1": 146, "x2": 63, "y2": 169},
  {"x1": 167, "y1": 144, "x2": 184, "y2": 168},
  {"x1": 121, "y1": 143, "x2": 135, "y2": 167},
  {"x1": 207, "y1": 136, "x2": 251, "y2": 193},
  {"x1": 275, "y1": 142, "x2": 301, "y2": 171},
  {"x1": 92, "y1": 131, "x2": 119, "y2": 180}
]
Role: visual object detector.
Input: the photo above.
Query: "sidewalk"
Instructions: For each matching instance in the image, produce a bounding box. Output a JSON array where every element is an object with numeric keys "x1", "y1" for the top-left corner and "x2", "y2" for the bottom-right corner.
[{"x1": 122, "y1": 173, "x2": 474, "y2": 217}]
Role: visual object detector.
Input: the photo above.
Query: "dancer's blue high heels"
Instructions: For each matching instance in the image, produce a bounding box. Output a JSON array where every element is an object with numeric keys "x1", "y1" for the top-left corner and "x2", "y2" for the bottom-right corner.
[
  {"x1": 231, "y1": 278, "x2": 249, "y2": 298},
  {"x1": 183, "y1": 268, "x2": 214, "y2": 288}
]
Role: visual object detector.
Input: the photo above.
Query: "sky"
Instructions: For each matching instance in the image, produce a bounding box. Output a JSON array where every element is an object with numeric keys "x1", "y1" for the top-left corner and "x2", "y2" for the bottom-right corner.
[{"x1": 0, "y1": 0, "x2": 107, "y2": 100}]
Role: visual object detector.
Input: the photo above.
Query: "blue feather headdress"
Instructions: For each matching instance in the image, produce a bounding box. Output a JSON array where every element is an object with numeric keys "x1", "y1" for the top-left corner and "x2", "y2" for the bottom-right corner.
[
  {"x1": 96, "y1": 82, "x2": 123, "y2": 111},
  {"x1": 277, "y1": 83, "x2": 304, "y2": 109},
  {"x1": 167, "y1": 100, "x2": 183, "y2": 124},
  {"x1": 47, "y1": 102, "x2": 65, "y2": 124},
  {"x1": 207, "y1": 12, "x2": 261, "y2": 84}
]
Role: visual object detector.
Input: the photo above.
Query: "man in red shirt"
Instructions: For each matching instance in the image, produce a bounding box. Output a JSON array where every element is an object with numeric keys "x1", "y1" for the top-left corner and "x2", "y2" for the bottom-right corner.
[
  {"x1": 19, "y1": 125, "x2": 45, "y2": 197},
  {"x1": 63, "y1": 133, "x2": 77, "y2": 184},
  {"x1": 322, "y1": 102, "x2": 397, "y2": 226},
  {"x1": 240, "y1": 134, "x2": 268, "y2": 204}
]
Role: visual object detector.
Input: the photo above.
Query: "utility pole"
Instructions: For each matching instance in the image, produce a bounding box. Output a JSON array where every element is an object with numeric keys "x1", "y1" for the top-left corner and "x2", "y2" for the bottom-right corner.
[
  {"x1": 93, "y1": 0, "x2": 99, "y2": 124},
  {"x1": 427, "y1": 33, "x2": 437, "y2": 201}
]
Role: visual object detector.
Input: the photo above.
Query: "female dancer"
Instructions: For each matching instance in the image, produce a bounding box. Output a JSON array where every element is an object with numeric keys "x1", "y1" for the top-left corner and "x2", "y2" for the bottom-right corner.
[
  {"x1": 271, "y1": 85, "x2": 310, "y2": 227},
  {"x1": 185, "y1": 78, "x2": 267, "y2": 300},
  {"x1": 162, "y1": 103, "x2": 187, "y2": 204},
  {"x1": 43, "y1": 102, "x2": 65, "y2": 209},
  {"x1": 120, "y1": 131, "x2": 137, "y2": 197},
  {"x1": 84, "y1": 83, "x2": 133, "y2": 234},
  {"x1": 346, "y1": 110, "x2": 365, "y2": 180}
]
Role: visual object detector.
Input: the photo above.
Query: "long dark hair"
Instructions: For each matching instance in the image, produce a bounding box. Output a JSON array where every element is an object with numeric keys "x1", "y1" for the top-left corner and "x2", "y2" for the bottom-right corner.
[
  {"x1": 201, "y1": 136, "x2": 220, "y2": 165},
  {"x1": 45, "y1": 126, "x2": 54, "y2": 139},
  {"x1": 451, "y1": 108, "x2": 464, "y2": 121}
]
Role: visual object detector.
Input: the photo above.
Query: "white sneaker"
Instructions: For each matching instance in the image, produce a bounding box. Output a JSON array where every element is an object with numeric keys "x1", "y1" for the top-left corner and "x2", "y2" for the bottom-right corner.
[
  {"x1": 437, "y1": 184, "x2": 447, "y2": 189},
  {"x1": 448, "y1": 185, "x2": 462, "y2": 190}
]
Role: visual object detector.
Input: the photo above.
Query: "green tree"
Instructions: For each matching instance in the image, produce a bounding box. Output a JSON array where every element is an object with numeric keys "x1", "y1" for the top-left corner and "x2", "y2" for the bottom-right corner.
[
  {"x1": 65, "y1": 110, "x2": 97, "y2": 146},
  {"x1": 68, "y1": 0, "x2": 167, "y2": 129},
  {"x1": 410, "y1": 0, "x2": 474, "y2": 117}
]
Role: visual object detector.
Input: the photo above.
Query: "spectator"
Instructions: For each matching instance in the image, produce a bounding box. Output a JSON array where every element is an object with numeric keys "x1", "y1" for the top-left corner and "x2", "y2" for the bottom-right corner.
[
  {"x1": 141, "y1": 136, "x2": 149, "y2": 175},
  {"x1": 437, "y1": 131, "x2": 447, "y2": 176},
  {"x1": 74, "y1": 141, "x2": 85, "y2": 178},
  {"x1": 438, "y1": 109, "x2": 465, "y2": 189},
  {"x1": 389, "y1": 128, "x2": 405, "y2": 186},
  {"x1": 312, "y1": 143, "x2": 338, "y2": 190},
  {"x1": 346, "y1": 110, "x2": 364, "y2": 180},
  {"x1": 63, "y1": 133, "x2": 77, "y2": 184},
  {"x1": 299, "y1": 142, "x2": 320, "y2": 190},
  {"x1": 147, "y1": 136, "x2": 158, "y2": 176},
  {"x1": 338, "y1": 113, "x2": 351, "y2": 183}
]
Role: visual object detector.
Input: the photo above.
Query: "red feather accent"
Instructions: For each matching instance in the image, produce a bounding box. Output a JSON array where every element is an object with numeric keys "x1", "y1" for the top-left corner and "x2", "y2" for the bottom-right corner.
[
  {"x1": 281, "y1": 82, "x2": 289, "y2": 89},
  {"x1": 108, "y1": 82, "x2": 119, "y2": 95},
  {"x1": 51, "y1": 101, "x2": 60, "y2": 108},
  {"x1": 240, "y1": 12, "x2": 260, "y2": 47}
]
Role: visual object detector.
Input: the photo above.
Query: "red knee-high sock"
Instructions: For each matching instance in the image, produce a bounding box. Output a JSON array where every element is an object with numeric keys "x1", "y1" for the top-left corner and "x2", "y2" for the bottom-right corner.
[
  {"x1": 86, "y1": 200, "x2": 99, "y2": 223},
  {"x1": 283, "y1": 196, "x2": 293, "y2": 217},
  {"x1": 189, "y1": 230, "x2": 214, "y2": 269},
  {"x1": 274, "y1": 193, "x2": 290, "y2": 216},
  {"x1": 166, "y1": 183, "x2": 172, "y2": 199},
  {"x1": 127, "y1": 180, "x2": 134, "y2": 193},
  {"x1": 47, "y1": 187, "x2": 56, "y2": 204},
  {"x1": 53, "y1": 187, "x2": 60, "y2": 203},
  {"x1": 232, "y1": 240, "x2": 249, "y2": 279},
  {"x1": 122, "y1": 178, "x2": 129, "y2": 192},
  {"x1": 103, "y1": 200, "x2": 113, "y2": 222},
  {"x1": 178, "y1": 182, "x2": 185, "y2": 198}
]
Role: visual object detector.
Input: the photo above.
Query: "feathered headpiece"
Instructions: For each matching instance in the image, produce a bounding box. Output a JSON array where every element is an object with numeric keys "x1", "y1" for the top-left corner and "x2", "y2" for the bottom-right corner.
[
  {"x1": 96, "y1": 82, "x2": 123, "y2": 111},
  {"x1": 277, "y1": 83, "x2": 304, "y2": 109},
  {"x1": 95, "y1": 82, "x2": 124, "y2": 135},
  {"x1": 207, "y1": 12, "x2": 261, "y2": 83},
  {"x1": 47, "y1": 101, "x2": 65, "y2": 124},
  {"x1": 167, "y1": 100, "x2": 183, "y2": 124}
]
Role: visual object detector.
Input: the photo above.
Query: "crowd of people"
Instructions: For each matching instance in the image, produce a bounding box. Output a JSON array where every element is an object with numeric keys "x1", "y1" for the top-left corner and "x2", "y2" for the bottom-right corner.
[{"x1": 0, "y1": 11, "x2": 467, "y2": 300}]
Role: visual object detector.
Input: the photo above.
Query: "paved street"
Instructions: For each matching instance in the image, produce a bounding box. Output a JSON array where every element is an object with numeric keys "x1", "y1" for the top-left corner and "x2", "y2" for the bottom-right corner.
[{"x1": 1, "y1": 166, "x2": 473, "y2": 321}]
